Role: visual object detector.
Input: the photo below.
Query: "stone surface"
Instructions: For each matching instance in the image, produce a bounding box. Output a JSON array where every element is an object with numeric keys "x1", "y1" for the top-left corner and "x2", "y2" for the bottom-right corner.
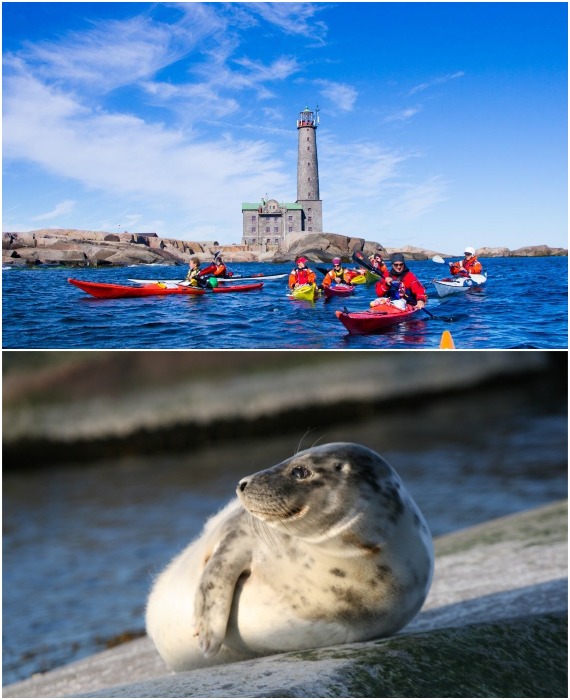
[
  {"x1": 3, "y1": 229, "x2": 565, "y2": 267},
  {"x1": 3, "y1": 500, "x2": 567, "y2": 698}
]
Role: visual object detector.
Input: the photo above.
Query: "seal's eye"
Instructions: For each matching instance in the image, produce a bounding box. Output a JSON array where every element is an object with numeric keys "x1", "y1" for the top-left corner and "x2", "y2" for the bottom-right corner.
[{"x1": 291, "y1": 466, "x2": 311, "y2": 480}]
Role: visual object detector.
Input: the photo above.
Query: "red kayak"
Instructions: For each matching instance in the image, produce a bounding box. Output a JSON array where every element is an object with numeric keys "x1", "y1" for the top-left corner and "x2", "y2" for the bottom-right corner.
[
  {"x1": 335, "y1": 304, "x2": 421, "y2": 335},
  {"x1": 323, "y1": 283, "x2": 355, "y2": 298},
  {"x1": 68, "y1": 278, "x2": 206, "y2": 299},
  {"x1": 69, "y1": 278, "x2": 263, "y2": 299}
]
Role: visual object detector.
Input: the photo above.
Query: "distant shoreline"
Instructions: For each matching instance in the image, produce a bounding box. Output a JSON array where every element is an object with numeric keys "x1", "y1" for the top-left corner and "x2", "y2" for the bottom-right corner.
[{"x1": 2, "y1": 229, "x2": 567, "y2": 268}]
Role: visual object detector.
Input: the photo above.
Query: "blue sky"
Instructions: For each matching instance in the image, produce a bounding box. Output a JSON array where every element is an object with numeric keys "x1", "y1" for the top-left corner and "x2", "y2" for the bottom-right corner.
[{"x1": 3, "y1": 1, "x2": 568, "y2": 252}]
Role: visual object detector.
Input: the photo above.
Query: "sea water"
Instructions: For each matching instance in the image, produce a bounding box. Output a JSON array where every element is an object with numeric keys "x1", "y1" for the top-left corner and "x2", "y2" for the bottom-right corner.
[{"x1": 2, "y1": 257, "x2": 568, "y2": 349}]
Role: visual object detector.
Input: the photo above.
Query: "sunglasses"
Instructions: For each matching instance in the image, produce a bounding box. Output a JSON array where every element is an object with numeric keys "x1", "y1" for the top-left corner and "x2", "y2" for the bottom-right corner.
[
  {"x1": 392, "y1": 262, "x2": 405, "y2": 268},
  {"x1": 464, "y1": 252, "x2": 472, "y2": 256}
]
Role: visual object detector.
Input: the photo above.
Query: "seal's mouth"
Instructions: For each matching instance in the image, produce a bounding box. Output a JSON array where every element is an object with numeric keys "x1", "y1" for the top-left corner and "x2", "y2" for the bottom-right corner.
[{"x1": 248, "y1": 504, "x2": 309, "y2": 522}]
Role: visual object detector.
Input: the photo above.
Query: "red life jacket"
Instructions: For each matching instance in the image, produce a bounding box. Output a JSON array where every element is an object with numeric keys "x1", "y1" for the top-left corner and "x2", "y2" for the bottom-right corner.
[{"x1": 295, "y1": 269, "x2": 311, "y2": 285}]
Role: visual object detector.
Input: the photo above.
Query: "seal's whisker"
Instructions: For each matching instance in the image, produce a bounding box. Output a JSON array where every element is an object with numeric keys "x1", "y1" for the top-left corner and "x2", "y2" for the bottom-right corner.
[
  {"x1": 295, "y1": 428, "x2": 317, "y2": 455},
  {"x1": 147, "y1": 442, "x2": 434, "y2": 674}
]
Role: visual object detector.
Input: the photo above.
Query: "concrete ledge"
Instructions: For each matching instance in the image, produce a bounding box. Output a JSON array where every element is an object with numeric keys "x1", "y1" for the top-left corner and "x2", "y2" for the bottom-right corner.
[{"x1": 4, "y1": 500, "x2": 567, "y2": 698}]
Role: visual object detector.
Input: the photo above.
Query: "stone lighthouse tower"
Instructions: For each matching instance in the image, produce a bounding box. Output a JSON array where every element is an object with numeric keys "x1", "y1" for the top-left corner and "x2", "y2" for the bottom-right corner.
[{"x1": 296, "y1": 106, "x2": 323, "y2": 232}]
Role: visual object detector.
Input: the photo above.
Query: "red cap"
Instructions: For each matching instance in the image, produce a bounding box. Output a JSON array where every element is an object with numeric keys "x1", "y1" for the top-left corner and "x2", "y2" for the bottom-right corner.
[{"x1": 297, "y1": 257, "x2": 308, "y2": 264}]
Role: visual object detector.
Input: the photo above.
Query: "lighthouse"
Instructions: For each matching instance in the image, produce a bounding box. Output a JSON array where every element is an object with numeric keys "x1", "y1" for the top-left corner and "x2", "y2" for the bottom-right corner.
[
  {"x1": 296, "y1": 106, "x2": 323, "y2": 232},
  {"x1": 240, "y1": 106, "x2": 323, "y2": 247}
]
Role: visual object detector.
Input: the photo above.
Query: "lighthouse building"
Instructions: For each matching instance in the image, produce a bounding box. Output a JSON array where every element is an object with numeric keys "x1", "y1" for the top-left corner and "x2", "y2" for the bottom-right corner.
[{"x1": 241, "y1": 107, "x2": 323, "y2": 249}]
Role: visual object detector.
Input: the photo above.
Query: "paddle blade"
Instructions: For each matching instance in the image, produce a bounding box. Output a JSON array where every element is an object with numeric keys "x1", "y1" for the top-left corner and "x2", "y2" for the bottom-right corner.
[
  {"x1": 432, "y1": 255, "x2": 445, "y2": 264},
  {"x1": 469, "y1": 273, "x2": 487, "y2": 284},
  {"x1": 439, "y1": 330, "x2": 455, "y2": 349}
]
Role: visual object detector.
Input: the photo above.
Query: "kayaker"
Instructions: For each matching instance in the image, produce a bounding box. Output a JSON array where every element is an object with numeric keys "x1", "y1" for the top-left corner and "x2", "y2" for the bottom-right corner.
[
  {"x1": 212, "y1": 252, "x2": 229, "y2": 278},
  {"x1": 322, "y1": 258, "x2": 352, "y2": 287},
  {"x1": 185, "y1": 257, "x2": 205, "y2": 287},
  {"x1": 371, "y1": 253, "x2": 427, "y2": 309},
  {"x1": 288, "y1": 257, "x2": 316, "y2": 289},
  {"x1": 449, "y1": 247, "x2": 483, "y2": 276},
  {"x1": 184, "y1": 257, "x2": 211, "y2": 288},
  {"x1": 368, "y1": 250, "x2": 388, "y2": 276}
]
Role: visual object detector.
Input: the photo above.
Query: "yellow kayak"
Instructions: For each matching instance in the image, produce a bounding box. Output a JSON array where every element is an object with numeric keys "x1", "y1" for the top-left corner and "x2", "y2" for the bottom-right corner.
[
  {"x1": 364, "y1": 269, "x2": 382, "y2": 284},
  {"x1": 350, "y1": 274, "x2": 366, "y2": 285},
  {"x1": 289, "y1": 283, "x2": 319, "y2": 301}
]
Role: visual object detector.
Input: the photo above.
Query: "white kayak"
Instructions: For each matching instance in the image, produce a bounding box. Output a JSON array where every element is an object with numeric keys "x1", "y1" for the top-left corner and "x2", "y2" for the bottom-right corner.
[
  {"x1": 128, "y1": 273, "x2": 288, "y2": 285},
  {"x1": 432, "y1": 273, "x2": 487, "y2": 297}
]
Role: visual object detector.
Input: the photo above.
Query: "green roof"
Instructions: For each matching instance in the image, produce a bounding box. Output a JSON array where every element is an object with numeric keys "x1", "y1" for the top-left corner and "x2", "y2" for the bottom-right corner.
[{"x1": 242, "y1": 202, "x2": 303, "y2": 211}]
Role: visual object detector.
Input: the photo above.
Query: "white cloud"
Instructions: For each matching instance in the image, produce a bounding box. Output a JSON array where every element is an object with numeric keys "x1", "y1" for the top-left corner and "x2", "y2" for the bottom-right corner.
[
  {"x1": 408, "y1": 71, "x2": 465, "y2": 96},
  {"x1": 7, "y1": 10, "x2": 222, "y2": 94},
  {"x1": 319, "y1": 135, "x2": 448, "y2": 235},
  {"x1": 385, "y1": 176, "x2": 449, "y2": 221},
  {"x1": 2, "y1": 70, "x2": 291, "y2": 238},
  {"x1": 247, "y1": 2, "x2": 328, "y2": 45},
  {"x1": 31, "y1": 200, "x2": 76, "y2": 222},
  {"x1": 314, "y1": 80, "x2": 358, "y2": 113},
  {"x1": 385, "y1": 107, "x2": 422, "y2": 122}
]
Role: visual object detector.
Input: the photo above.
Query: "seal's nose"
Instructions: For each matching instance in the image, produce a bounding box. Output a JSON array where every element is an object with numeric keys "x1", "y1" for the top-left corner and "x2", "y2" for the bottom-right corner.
[{"x1": 238, "y1": 479, "x2": 248, "y2": 492}]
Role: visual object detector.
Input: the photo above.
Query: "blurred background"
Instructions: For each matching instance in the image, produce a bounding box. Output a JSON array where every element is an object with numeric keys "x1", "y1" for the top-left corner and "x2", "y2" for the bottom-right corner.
[{"x1": 3, "y1": 350, "x2": 568, "y2": 685}]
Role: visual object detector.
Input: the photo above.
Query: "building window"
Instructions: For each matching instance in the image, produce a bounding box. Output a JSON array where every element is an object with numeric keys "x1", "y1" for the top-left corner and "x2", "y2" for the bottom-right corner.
[
  {"x1": 288, "y1": 215, "x2": 292, "y2": 221},
  {"x1": 308, "y1": 217, "x2": 312, "y2": 223},
  {"x1": 251, "y1": 215, "x2": 256, "y2": 221},
  {"x1": 251, "y1": 227, "x2": 256, "y2": 233},
  {"x1": 308, "y1": 227, "x2": 313, "y2": 231},
  {"x1": 308, "y1": 208, "x2": 312, "y2": 212},
  {"x1": 307, "y1": 147, "x2": 310, "y2": 151},
  {"x1": 265, "y1": 226, "x2": 270, "y2": 233},
  {"x1": 274, "y1": 227, "x2": 278, "y2": 233},
  {"x1": 288, "y1": 227, "x2": 293, "y2": 232}
]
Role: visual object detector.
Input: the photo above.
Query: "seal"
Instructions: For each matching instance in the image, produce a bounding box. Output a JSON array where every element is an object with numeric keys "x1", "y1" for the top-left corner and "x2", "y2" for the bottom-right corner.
[{"x1": 145, "y1": 442, "x2": 433, "y2": 671}]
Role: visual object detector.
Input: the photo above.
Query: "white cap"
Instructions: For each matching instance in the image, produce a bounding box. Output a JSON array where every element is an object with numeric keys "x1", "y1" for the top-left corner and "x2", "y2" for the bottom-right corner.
[{"x1": 464, "y1": 246, "x2": 475, "y2": 255}]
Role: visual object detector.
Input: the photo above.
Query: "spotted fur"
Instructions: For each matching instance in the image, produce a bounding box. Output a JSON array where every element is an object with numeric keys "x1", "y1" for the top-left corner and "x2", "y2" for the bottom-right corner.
[{"x1": 146, "y1": 443, "x2": 433, "y2": 672}]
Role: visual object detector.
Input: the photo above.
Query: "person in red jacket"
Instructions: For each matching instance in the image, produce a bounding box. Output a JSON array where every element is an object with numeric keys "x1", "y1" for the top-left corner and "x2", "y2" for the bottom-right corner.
[
  {"x1": 322, "y1": 258, "x2": 352, "y2": 287},
  {"x1": 372, "y1": 253, "x2": 427, "y2": 309},
  {"x1": 288, "y1": 257, "x2": 316, "y2": 289},
  {"x1": 449, "y1": 247, "x2": 483, "y2": 276}
]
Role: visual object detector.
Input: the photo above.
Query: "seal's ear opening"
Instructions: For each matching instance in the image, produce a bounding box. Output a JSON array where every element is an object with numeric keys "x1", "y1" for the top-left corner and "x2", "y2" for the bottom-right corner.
[{"x1": 334, "y1": 462, "x2": 351, "y2": 473}]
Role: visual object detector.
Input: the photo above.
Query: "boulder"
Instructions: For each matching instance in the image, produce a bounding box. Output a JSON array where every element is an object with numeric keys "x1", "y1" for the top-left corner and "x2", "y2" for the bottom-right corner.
[
  {"x1": 283, "y1": 233, "x2": 368, "y2": 261},
  {"x1": 3, "y1": 232, "x2": 37, "y2": 249},
  {"x1": 477, "y1": 246, "x2": 511, "y2": 258},
  {"x1": 103, "y1": 249, "x2": 164, "y2": 266}
]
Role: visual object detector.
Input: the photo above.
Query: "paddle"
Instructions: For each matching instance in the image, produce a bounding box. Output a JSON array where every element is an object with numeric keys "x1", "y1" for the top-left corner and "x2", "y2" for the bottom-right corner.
[
  {"x1": 421, "y1": 307, "x2": 467, "y2": 323},
  {"x1": 432, "y1": 255, "x2": 486, "y2": 285},
  {"x1": 352, "y1": 251, "x2": 378, "y2": 274}
]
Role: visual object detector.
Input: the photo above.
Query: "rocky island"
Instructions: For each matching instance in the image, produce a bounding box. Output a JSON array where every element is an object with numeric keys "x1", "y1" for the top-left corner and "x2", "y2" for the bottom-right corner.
[{"x1": 2, "y1": 229, "x2": 567, "y2": 268}]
